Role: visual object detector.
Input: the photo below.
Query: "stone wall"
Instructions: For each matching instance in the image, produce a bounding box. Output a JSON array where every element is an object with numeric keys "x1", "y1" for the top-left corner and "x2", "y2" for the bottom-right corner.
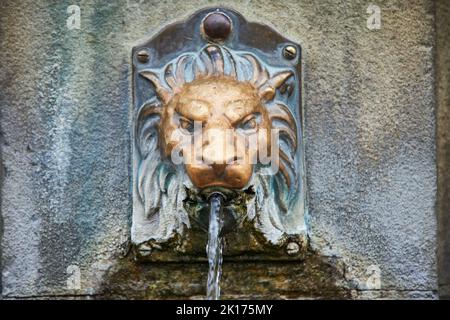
[
  {"x1": 437, "y1": 0, "x2": 450, "y2": 300},
  {"x1": 0, "y1": 0, "x2": 446, "y2": 299}
]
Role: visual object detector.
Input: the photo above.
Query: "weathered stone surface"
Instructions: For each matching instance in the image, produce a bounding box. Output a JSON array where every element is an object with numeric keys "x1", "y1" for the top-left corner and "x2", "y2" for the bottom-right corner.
[
  {"x1": 0, "y1": 0, "x2": 442, "y2": 299},
  {"x1": 437, "y1": 0, "x2": 450, "y2": 300},
  {"x1": 100, "y1": 249, "x2": 350, "y2": 299}
]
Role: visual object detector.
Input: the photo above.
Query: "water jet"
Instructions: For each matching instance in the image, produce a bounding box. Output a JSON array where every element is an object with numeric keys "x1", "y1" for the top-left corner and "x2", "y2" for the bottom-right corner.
[{"x1": 205, "y1": 192, "x2": 225, "y2": 300}]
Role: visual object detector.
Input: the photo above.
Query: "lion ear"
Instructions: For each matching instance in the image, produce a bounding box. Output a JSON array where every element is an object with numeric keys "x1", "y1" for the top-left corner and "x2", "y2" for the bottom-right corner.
[
  {"x1": 258, "y1": 71, "x2": 293, "y2": 101},
  {"x1": 140, "y1": 71, "x2": 171, "y2": 103}
]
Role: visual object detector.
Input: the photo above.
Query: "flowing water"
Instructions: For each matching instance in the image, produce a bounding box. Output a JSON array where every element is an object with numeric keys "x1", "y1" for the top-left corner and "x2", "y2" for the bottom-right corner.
[{"x1": 206, "y1": 193, "x2": 224, "y2": 300}]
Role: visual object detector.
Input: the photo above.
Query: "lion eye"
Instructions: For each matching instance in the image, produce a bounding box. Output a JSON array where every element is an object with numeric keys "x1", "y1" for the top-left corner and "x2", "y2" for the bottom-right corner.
[
  {"x1": 179, "y1": 118, "x2": 194, "y2": 133},
  {"x1": 243, "y1": 119, "x2": 256, "y2": 129},
  {"x1": 238, "y1": 115, "x2": 259, "y2": 131}
]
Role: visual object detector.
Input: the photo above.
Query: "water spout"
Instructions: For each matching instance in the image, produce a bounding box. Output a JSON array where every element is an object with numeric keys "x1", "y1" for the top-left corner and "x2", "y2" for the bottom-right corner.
[{"x1": 206, "y1": 192, "x2": 224, "y2": 300}]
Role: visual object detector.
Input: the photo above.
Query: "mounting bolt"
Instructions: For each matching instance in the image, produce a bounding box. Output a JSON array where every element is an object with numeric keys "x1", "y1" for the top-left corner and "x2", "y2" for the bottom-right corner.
[
  {"x1": 286, "y1": 242, "x2": 300, "y2": 256},
  {"x1": 137, "y1": 49, "x2": 149, "y2": 63},
  {"x1": 137, "y1": 243, "x2": 152, "y2": 257},
  {"x1": 283, "y1": 45, "x2": 297, "y2": 60},
  {"x1": 202, "y1": 11, "x2": 232, "y2": 41}
]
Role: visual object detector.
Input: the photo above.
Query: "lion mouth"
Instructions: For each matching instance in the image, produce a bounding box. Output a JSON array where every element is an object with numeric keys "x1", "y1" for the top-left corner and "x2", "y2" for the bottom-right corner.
[
  {"x1": 183, "y1": 186, "x2": 255, "y2": 235},
  {"x1": 198, "y1": 180, "x2": 241, "y2": 189}
]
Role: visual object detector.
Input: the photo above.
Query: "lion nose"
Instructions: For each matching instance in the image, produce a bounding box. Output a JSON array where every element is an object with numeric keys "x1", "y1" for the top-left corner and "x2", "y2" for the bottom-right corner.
[
  {"x1": 201, "y1": 129, "x2": 236, "y2": 166},
  {"x1": 202, "y1": 148, "x2": 237, "y2": 167},
  {"x1": 210, "y1": 163, "x2": 227, "y2": 176}
]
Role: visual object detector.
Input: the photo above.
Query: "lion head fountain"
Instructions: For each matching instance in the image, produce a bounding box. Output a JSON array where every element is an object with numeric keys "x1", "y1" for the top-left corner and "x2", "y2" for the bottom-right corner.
[{"x1": 132, "y1": 11, "x2": 306, "y2": 257}]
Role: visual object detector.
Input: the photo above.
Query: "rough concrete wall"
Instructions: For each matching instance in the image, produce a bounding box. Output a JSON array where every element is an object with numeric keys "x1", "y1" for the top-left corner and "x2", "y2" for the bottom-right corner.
[
  {"x1": 0, "y1": 0, "x2": 438, "y2": 299},
  {"x1": 437, "y1": 0, "x2": 450, "y2": 300}
]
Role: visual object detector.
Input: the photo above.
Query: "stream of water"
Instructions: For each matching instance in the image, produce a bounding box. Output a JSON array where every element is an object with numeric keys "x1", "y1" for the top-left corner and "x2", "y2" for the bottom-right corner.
[{"x1": 206, "y1": 193, "x2": 224, "y2": 300}]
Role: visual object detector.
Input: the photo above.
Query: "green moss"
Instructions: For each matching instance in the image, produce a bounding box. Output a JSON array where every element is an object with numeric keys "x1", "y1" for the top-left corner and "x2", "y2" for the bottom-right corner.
[{"x1": 99, "y1": 247, "x2": 351, "y2": 299}]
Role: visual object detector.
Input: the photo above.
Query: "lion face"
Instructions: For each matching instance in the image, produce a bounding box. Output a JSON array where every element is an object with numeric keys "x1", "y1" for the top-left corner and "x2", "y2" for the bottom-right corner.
[{"x1": 160, "y1": 76, "x2": 271, "y2": 189}]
